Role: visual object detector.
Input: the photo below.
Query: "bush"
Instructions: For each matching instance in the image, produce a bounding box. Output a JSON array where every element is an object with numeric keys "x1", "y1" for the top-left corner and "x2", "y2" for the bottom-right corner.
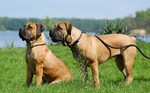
[{"x1": 98, "y1": 21, "x2": 129, "y2": 35}]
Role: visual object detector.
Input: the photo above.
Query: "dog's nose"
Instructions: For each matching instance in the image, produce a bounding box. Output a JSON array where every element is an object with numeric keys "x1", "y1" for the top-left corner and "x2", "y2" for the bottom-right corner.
[
  {"x1": 19, "y1": 28, "x2": 23, "y2": 31},
  {"x1": 19, "y1": 28, "x2": 25, "y2": 41}
]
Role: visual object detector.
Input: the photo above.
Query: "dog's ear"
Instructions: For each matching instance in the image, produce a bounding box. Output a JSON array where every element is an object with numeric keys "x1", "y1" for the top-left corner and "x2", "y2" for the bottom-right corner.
[
  {"x1": 66, "y1": 35, "x2": 72, "y2": 44},
  {"x1": 36, "y1": 23, "x2": 44, "y2": 36},
  {"x1": 64, "y1": 22, "x2": 72, "y2": 35}
]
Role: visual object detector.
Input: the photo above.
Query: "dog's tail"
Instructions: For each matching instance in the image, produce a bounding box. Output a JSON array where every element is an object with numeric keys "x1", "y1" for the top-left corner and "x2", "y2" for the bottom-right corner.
[
  {"x1": 95, "y1": 35, "x2": 150, "y2": 59},
  {"x1": 134, "y1": 45, "x2": 150, "y2": 59}
]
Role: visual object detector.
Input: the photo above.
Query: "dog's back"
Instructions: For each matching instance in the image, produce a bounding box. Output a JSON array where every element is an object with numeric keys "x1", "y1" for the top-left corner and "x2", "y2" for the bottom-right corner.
[
  {"x1": 98, "y1": 34, "x2": 136, "y2": 46},
  {"x1": 131, "y1": 36, "x2": 137, "y2": 42}
]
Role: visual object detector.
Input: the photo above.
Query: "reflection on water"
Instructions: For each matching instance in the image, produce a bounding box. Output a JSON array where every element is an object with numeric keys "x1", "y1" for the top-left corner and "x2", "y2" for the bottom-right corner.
[{"x1": 0, "y1": 31, "x2": 150, "y2": 48}]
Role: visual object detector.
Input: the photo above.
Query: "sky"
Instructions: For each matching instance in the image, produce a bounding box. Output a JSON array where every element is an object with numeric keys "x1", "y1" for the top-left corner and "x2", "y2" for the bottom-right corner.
[{"x1": 0, "y1": 0, "x2": 150, "y2": 19}]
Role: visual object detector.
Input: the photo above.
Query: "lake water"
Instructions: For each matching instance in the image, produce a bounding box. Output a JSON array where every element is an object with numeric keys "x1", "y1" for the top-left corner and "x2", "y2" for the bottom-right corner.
[
  {"x1": 135, "y1": 35, "x2": 150, "y2": 43},
  {"x1": 0, "y1": 31, "x2": 50, "y2": 48},
  {"x1": 0, "y1": 31, "x2": 150, "y2": 48}
]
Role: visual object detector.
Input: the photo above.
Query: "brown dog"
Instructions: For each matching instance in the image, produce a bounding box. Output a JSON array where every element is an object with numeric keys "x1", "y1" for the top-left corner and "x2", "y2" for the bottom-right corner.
[
  {"x1": 19, "y1": 22, "x2": 72, "y2": 86},
  {"x1": 49, "y1": 22, "x2": 150, "y2": 88}
]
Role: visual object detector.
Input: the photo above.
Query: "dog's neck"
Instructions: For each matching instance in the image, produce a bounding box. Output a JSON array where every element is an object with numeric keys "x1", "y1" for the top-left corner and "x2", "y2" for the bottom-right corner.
[
  {"x1": 27, "y1": 33, "x2": 47, "y2": 48},
  {"x1": 70, "y1": 27, "x2": 82, "y2": 45}
]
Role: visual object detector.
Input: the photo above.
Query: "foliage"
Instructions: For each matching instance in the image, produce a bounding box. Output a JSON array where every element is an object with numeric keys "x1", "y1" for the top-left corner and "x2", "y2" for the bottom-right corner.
[
  {"x1": 98, "y1": 21, "x2": 128, "y2": 35},
  {"x1": 70, "y1": 18, "x2": 107, "y2": 32},
  {"x1": 5, "y1": 41, "x2": 15, "y2": 48},
  {"x1": 0, "y1": 17, "x2": 43, "y2": 31},
  {"x1": 0, "y1": 17, "x2": 107, "y2": 32},
  {"x1": 44, "y1": 17, "x2": 53, "y2": 31},
  {"x1": 122, "y1": 8, "x2": 150, "y2": 33},
  {"x1": 0, "y1": 41, "x2": 150, "y2": 93},
  {"x1": 46, "y1": 18, "x2": 107, "y2": 32},
  {"x1": 0, "y1": 8, "x2": 150, "y2": 34},
  {"x1": 136, "y1": 9, "x2": 150, "y2": 24},
  {"x1": 0, "y1": 25, "x2": 6, "y2": 31}
]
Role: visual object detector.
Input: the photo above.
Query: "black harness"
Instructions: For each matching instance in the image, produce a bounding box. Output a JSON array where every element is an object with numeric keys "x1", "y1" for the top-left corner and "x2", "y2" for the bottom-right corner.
[{"x1": 94, "y1": 35, "x2": 150, "y2": 59}]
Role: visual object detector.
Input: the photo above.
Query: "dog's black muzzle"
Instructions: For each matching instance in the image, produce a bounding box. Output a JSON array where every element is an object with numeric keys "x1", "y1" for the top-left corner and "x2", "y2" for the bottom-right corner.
[
  {"x1": 19, "y1": 28, "x2": 31, "y2": 41},
  {"x1": 49, "y1": 29, "x2": 64, "y2": 43}
]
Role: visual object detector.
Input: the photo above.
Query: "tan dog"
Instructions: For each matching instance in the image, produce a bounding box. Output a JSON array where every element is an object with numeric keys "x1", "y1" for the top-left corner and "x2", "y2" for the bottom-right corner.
[
  {"x1": 49, "y1": 22, "x2": 150, "y2": 88},
  {"x1": 19, "y1": 22, "x2": 72, "y2": 86}
]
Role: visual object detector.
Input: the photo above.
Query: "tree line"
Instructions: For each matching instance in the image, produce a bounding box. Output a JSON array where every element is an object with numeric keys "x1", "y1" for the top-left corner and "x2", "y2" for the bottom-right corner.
[
  {"x1": 122, "y1": 8, "x2": 150, "y2": 34},
  {"x1": 0, "y1": 8, "x2": 150, "y2": 34},
  {"x1": 0, "y1": 17, "x2": 107, "y2": 32}
]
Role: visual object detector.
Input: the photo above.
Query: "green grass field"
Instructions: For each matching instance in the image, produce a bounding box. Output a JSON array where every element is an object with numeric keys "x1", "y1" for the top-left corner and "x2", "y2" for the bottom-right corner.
[{"x1": 0, "y1": 40, "x2": 150, "y2": 93}]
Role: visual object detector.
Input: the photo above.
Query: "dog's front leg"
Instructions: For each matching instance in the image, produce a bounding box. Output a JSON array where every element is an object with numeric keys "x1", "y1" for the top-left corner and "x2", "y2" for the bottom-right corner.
[
  {"x1": 36, "y1": 63, "x2": 43, "y2": 85},
  {"x1": 90, "y1": 61, "x2": 99, "y2": 88},
  {"x1": 26, "y1": 64, "x2": 33, "y2": 86}
]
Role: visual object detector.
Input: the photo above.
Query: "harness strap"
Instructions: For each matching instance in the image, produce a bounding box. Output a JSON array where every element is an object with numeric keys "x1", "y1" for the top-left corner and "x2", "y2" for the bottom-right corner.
[{"x1": 94, "y1": 35, "x2": 150, "y2": 59}]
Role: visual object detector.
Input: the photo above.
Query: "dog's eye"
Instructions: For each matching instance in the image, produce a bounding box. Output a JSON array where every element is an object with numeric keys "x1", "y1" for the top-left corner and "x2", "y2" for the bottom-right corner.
[
  {"x1": 57, "y1": 25, "x2": 62, "y2": 30},
  {"x1": 27, "y1": 25, "x2": 33, "y2": 29}
]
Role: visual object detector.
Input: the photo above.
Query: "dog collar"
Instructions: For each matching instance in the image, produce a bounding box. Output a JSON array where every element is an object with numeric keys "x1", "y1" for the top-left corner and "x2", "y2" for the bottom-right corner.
[
  {"x1": 27, "y1": 43, "x2": 46, "y2": 48},
  {"x1": 68, "y1": 33, "x2": 82, "y2": 48}
]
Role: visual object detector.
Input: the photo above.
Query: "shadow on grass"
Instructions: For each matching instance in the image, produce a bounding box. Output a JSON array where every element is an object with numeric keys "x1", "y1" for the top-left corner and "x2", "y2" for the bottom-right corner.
[{"x1": 134, "y1": 77, "x2": 150, "y2": 82}]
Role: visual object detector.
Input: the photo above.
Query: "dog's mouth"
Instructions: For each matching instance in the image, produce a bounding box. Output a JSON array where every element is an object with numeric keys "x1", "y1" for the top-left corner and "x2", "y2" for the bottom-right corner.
[
  {"x1": 51, "y1": 37, "x2": 62, "y2": 42},
  {"x1": 19, "y1": 28, "x2": 35, "y2": 44},
  {"x1": 51, "y1": 37, "x2": 67, "y2": 45},
  {"x1": 49, "y1": 30, "x2": 63, "y2": 43},
  {"x1": 19, "y1": 28, "x2": 29, "y2": 41},
  {"x1": 51, "y1": 37, "x2": 63, "y2": 44}
]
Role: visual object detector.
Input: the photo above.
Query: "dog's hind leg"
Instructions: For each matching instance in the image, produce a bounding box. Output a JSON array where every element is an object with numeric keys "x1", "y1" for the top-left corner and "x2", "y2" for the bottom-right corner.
[
  {"x1": 115, "y1": 55, "x2": 127, "y2": 80},
  {"x1": 122, "y1": 47, "x2": 136, "y2": 84},
  {"x1": 50, "y1": 80, "x2": 62, "y2": 85},
  {"x1": 50, "y1": 75, "x2": 72, "y2": 85}
]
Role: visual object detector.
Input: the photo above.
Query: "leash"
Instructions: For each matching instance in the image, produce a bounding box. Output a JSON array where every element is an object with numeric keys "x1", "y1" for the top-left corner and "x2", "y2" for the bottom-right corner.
[
  {"x1": 68, "y1": 33, "x2": 83, "y2": 61},
  {"x1": 67, "y1": 33, "x2": 89, "y2": 80},
  {"x1": 94, "y1": 35, "x2": 150, "y2": 59}
]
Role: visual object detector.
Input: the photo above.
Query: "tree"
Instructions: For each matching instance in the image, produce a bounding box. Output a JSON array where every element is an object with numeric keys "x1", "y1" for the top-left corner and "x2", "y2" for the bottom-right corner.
[
  {"x1": 45, "y1": 17, "x2": 53, "y2": 31},
  {"x1": 98, "y1": 21, "x2": 129, "y2": 35}
]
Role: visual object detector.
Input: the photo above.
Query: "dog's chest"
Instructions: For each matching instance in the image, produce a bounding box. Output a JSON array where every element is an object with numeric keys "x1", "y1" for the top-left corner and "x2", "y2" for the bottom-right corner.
[
  {"x1": 26, "y1": 48, "x2": 38, "y2": 60},
  {"x1": 71, "y1": 47, "x2": 89, "y2": 64},
  {"x1": 26, "y1": 50, "x2": 36, "y2": 72}
]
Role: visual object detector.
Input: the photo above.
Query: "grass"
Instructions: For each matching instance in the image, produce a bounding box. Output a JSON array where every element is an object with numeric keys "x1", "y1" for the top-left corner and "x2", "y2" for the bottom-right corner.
[{"x1": 0, "y1": 40, "x2": 150, "y2": 93}]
